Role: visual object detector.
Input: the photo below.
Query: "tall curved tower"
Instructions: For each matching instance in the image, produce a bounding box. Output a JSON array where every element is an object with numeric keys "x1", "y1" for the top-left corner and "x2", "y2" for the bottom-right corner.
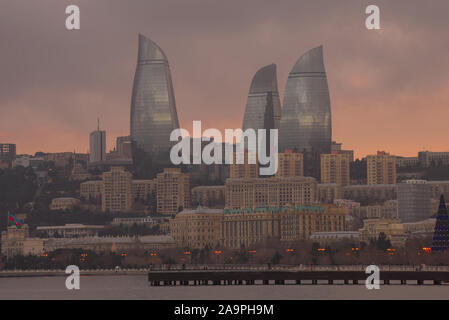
[
  {"x1": 242, "y1": 64, "x2": 281, "y2": 151},
  {"x1": 130, "y1": 34, "x2": 180, "y2": 160},
  {"x1": 242, "y1": 64, "x2": 281, "y2": 132},
  {"x1": 279, "y1": 46, "x2": 331, "y2": 154}
]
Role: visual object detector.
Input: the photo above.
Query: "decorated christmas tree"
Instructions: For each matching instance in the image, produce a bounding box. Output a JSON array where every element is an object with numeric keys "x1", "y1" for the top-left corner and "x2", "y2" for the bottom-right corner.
[{"x1": 431, "y1": 195, "x2": 449, "y2": 252}]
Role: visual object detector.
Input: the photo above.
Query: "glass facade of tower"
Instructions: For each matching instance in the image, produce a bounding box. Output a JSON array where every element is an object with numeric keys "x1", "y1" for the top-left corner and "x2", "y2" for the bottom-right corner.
[
  {"x1": 130, "y1": 34, "x2": 180, "y2": 159},
  {"x1": 242, "y1": 64, "x2": 281, "y2": 152},
  {"x1": 279, "y1": 46, "x2": 331, "y2": 154}
]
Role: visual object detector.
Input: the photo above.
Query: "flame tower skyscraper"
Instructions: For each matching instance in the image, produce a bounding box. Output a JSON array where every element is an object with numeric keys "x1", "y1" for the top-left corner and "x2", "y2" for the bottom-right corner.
[
  {"x1": 279, "y1": 45, "x2": 332, "y2": 155},
  {"x1": 130, "y1": 34, "x2": 180, "y2": 163},
  {"x1": 242, "y1": 64, "x2": 281, "y2": 134}
]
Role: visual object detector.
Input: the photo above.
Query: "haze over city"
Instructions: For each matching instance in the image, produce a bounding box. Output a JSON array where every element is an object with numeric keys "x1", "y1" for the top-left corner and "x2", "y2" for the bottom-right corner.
[{"x1": 1, "y1": 0, "x2": 449, "y2": 158}]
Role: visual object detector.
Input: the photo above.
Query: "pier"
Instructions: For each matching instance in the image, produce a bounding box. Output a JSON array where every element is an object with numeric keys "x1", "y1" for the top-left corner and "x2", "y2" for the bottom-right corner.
[{"x1": 148, "y1": 265, "x2": 449, "y2": 286}]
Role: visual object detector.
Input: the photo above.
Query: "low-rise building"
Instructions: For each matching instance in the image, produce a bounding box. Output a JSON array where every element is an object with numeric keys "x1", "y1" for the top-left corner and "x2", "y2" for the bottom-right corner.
[
  {"x1": 191, "y1": 185, "x2": 225, "y2": 207},
  {"x1": 111, "y1": 216, "x2": 170, "y2": 234},
  {"x1": 403, "y1": 218, "x2": 436, "y2": 238},
  {"x1": 36, "y1": 224, "x2": 104, "y2": 238},
  {"x1": 50, "y1": 197, "x2": 81, "y2": 211},
  {"x1": 358, "y1": 219, "x2": 406, "y2": 247},
  {"x1": 342, "y1": 184, "x2": 397, "y2": 203},
  {"x1": 80, "y1": 180, "x2": 102, "y2": 200},
  {"x1": 111, "y1": 216, "x2": 165, "y2": 226},
  {"x1": 310, "y1": 231, "x2": 359, "y2": 245},
  {"x1": 1, "y1": 225, "x2": 45, "y2": 258},
  {"x1": 352, "y1": 200, "x2": 398, "y2": 219},
  {"x1": 71, "y1": 163, "x2": 91, "y2": 181},
  {"x1": 428, "y1": 181, "x2": 449, "y2": 200},
  {"x1": 44, "y1": 235, "x2": 176, "y2": 254},
  {"x1": 333, "y1": 199, "x2": 361, "y2": 215},
  {"x1": 317, "y1": 183, "x2": 343, "y2": 203}
]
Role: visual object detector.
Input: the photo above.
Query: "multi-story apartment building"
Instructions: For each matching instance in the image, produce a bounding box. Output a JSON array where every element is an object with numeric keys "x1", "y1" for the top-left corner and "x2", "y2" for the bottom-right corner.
[
  {"x1": 276, "y1": 151, "x2": 304, "y2": 178},
  {"x1": 229, "y1": 151, "x2": 259, "y2": 179},
  {"x1": 225, "y1": 176, "x2": 317, "y2": 209},
  {"x1": 132, "y1": 179, "x2": 157, "y2": 202},
  {"x1": 418, "y1": 151, "x2": 449, "y2": 167},
  {"x1": 0, "y1": 143, "x2": 16, "y2": 168},
  {"x1": 396, "y1": 156, "x2": 419, "y2": 168},
  {"x1": 367, "y1": 151, "x2": 396, "y2": 185},
  {"x1": 320, "y1": 152, "x2": 350, "y2": 186},
  {"x1": 331, "y1": 141, "x2": 354, "y2": 162},
  {"x1": 156, "y1": 168, "x2": 191, "y2": 215},
  {"x1": 101, "y1": 166, "x2": 133, "y2": 213},
  {"x1": 81, "y1": 179, "x2": 157, "y2": 203}
]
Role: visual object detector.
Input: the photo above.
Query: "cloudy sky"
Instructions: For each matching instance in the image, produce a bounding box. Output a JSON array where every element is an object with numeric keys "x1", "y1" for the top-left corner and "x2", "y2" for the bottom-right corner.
[{"x1": 1, "y1": 0, "x2": 449, "y2": 158}]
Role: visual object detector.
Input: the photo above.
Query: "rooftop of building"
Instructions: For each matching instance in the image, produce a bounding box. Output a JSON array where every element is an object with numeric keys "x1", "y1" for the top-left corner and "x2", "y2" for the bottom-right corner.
[
  {"x1": 51, "y1": 197, "x2": 80, "y2": 201},
  {"x1": 226, "y1": 176, "x2": 316, "y2": 183},
  {"x1": 37, "y1": 224, "x2": 104, "y2": 230},
  {"x1": 343, "y1": 184, "x2": 396, "y2": 188},
  {"x1": 192, "y1": 185, "x2": 225, "y2": 190},
  {"x1": 178, "y1": 206, "x2": 223, "y2": 215},
  {"x1": 249, "y1": 63, "x2": 278, "y2": 94},
  {"x1": 81, "y1": 180, "x2": 102, "y2": 184},
  {"x1": 402, "y1": 218, "x2": 436, "y2": 226},
  {"x1": 311, "y1": 231, "x2": 359, "y2": 237}
]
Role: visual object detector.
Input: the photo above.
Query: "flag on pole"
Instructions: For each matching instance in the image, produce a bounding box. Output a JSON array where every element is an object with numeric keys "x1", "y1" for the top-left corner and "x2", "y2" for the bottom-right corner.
[{"x1": 8, "y1": 212, "x2": 23, "y2": 228}]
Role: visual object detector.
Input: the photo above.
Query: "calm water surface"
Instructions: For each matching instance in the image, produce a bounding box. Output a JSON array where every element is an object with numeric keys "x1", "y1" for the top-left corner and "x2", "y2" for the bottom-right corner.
[{"x1": 1, "y1": 276, "x2": 449, "y2": 300}]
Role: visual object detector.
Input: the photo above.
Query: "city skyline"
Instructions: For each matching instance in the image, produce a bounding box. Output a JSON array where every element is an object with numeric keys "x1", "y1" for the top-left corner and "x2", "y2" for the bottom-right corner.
[{"x1": 1, "y1": 0, "x2": 449, "y2": 158}]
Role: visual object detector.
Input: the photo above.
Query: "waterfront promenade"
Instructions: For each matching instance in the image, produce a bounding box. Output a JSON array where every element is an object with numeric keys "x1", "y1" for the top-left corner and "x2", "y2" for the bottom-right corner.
[{"x1": 3, "y1": 264, "x2": 449, "y2": 279}]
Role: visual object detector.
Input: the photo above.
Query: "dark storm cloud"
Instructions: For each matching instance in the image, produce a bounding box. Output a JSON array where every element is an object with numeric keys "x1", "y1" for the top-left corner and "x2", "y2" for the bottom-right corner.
[{"x1": 0, "y1": 0, "x2": 448, "y2": 156}]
